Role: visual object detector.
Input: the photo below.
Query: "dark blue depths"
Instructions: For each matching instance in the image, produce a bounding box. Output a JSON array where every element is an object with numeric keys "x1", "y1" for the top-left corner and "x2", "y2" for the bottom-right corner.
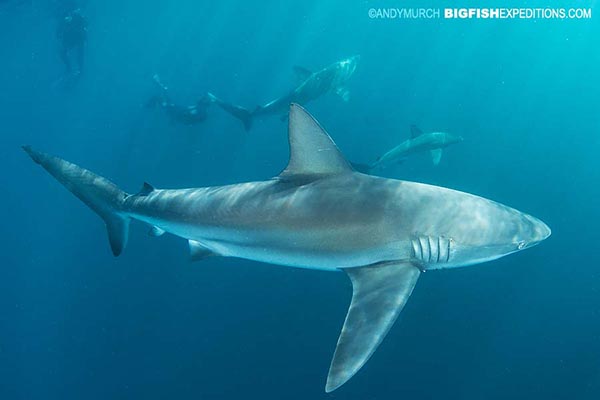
[{"x1": 0, "y1": 1, "x2": 599, "y2": 399}]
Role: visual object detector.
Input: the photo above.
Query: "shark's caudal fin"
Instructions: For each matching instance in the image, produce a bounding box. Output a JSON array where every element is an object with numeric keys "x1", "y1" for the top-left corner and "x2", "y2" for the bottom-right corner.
[
  {"x1": 22, "y1": 146, "x2": 130, "y2": 256},
  {"x1": 207, "y1": 92, "x2": 252, "y2": 131}
]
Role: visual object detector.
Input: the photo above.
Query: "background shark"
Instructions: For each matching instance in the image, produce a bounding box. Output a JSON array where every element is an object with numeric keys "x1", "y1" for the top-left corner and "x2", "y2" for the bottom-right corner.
[
  {"x1": 352, "y1": 125, "x2": 463, "y2": 173},
  {"x1": 23, "y1": 104, "x2": 550, "y2": 392},
  {"x1": 208, "y1": 55, "x2": 359, "y2": 130}
]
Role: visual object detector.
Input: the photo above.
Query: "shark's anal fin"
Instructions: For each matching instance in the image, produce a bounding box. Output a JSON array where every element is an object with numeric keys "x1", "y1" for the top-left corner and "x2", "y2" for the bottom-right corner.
[
  {"x1": 279, "y1": 104, "x2": 353, "y2": 180},
  {"x1": 430, "y1": 149, "x2": 443, "y2": 165},
  {"x1": 292, "y1": 66, "x2": 312, "y2": 82},
  {"x1": 410, "y1": 124, "x2": 423, "y2": 139},
  {"x1": 188, "y1": 240, "x2": 217, "y2": 261},
  {"x1": 326, "y1": 261, "x2": 421, "y2": 392}
]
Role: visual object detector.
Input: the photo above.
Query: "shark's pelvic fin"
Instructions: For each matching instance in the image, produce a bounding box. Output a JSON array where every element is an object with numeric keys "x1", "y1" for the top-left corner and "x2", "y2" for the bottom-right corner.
[
  {"x1": 292, "y1": 66, "x2": 312, "y2": 82},
  {"x1": 22, "y1": 146, "x2": 130, "y2": 256},
  {"x1": 280, "y1": 104, "x2": 352, "y2": 179},
  {"x1": 430, "y1": 149, "x2": 443, "y2": 166},
  {"x1": 188, "y1": 240, "x2": 216, "y2": 261},
  {"x1": 326, "y1": 261, "x2": 420, "y2": 392},
  {"x1": 410, "y1": 124, "x2": 424, "y2": 139},
  {"x1": 149, "y1": 226, "x2": 166, "y2": 237}
]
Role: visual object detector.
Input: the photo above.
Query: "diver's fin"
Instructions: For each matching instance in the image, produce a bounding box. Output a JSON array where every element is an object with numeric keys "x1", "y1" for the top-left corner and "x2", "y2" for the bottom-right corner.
[
  {"x1": 326, "y1": 261, "x2": 420, "y2": 392},
  {"x1": 430, "y1": 149, "x2": 443, "y2": 165},
  {"x1": 22, "y1": 146, "x2": 131, "y2": 256},
  {"x1": 280, "y1": 104, "x2": 352, "y2": 179},
  {"x1": 149, "y1": 226, "x2": 166, "y2": 237},
  {"x1": 137, "y1": 182, "x2": 155, "y2": 196},
  {"x1": 188, "y1": 240, "x2": 217, "y2": 261},
  {"x1": 349, "y1": 162, "x2": 372, "y2": 174},
  {"x1": 293, "y1": 66, "x2": 312, "y2": 82},
  {"x1": 410, "y1": 124, "x2": 423, "y2": 139},
  {"x1": 335, "y1": 86, "x2": 350, "y2": 102},
  {"x1": 206, "y1": 92, "x2": 218, "y2": 103}
]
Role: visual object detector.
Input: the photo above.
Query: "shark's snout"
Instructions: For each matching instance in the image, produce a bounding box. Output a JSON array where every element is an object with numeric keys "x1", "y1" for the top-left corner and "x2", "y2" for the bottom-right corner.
[
  {"x1": 524, "y1": 215, "x2": 551, "y2": 247},
  {"x1": 516, "y1": 214, "x2": 551, "y2": 251},
  {"x1": 339, "y1": 55, "x2": 360, "y2": 76}
]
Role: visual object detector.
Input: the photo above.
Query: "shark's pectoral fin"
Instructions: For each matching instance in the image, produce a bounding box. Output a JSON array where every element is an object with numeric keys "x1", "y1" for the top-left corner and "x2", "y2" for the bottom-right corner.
[
  {"x1": 326, "y1": 261, "x2": 420, "y2": 392},
  {"x1": 430, "y1": 149, "x2": 443, "y2": 165},
  {"x1": 188, "y1": 240, "x2": 217, "y2": 261},
  {"x1": 335, "y1": 86, "x2": 350, "y2": 102}
]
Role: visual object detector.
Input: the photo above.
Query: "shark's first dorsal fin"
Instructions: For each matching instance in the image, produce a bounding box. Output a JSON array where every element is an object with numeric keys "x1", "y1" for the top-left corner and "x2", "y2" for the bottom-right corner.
[
  {"x1": 410, "y1": 124, "x2": 424, "y2": 139},
  {"x1": 293, "y1": 66, "x2": 312, "y2": 82},
  {"x1": 137, "y1": 182, "x2": 155, "y2": 196},
  {"x1": 279, "y1": 104, "x2": 352, "y2": 179}
]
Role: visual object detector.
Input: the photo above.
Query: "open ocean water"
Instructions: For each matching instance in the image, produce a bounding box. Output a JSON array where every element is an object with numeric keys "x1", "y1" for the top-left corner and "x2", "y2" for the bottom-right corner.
[{"x1": 1, "y1": 0, "x2": 599, "y2": 399}]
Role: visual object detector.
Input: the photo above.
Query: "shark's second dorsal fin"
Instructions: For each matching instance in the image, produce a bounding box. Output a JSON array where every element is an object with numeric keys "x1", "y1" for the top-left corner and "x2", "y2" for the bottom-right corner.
[
  {"x1": 279, "y1": 104, "x2": 352, "y2": 180},
  {"x1": 410, "y1": 124, "x2": 424, "y2": 139},
  {"x1": 293, "y1": 66, "x2": 312, "y2": 82}
]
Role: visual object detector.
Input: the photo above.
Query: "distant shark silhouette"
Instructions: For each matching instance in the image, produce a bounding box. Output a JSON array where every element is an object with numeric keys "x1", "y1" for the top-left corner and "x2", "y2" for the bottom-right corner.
[
  {"x1": 352, "y1": 125, "x2": 464, "y2": 173},
  {"x1": 207, "y1": 56, "x2": 359, "y2": 131},
  {"x1": 23, "y1": 104, "x2": 550, "y2": 392}
]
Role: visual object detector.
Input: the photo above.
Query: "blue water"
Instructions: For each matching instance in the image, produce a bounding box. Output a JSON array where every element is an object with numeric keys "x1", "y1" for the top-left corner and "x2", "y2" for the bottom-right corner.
[{"x1": 1, "y1": 1, "x2": 599, "y2": 399}]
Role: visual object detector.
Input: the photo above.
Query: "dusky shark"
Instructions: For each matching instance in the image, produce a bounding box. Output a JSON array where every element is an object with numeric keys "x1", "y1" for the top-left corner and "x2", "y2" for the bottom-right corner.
[
  {"x1": 207, "y1": 55, "x2": 359, "y2": 131},
  {"x1": 23, "y1": 104, "x2": 550, "y2": 392},
  {"x1": 352, "y1": 125, "x2": 464, "y2": 173}
]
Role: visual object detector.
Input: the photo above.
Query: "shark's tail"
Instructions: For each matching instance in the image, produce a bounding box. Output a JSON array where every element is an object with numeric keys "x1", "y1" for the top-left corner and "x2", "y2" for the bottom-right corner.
[
  {"x1": 350, "y1": 161, "x2": 373, "y2": 174},
  {"x1": 22, "y1": 146, "x2": 130, "y2": 256},
  {"x1": 207, "y1": 92, "x2": 253, "y2": 131}
]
